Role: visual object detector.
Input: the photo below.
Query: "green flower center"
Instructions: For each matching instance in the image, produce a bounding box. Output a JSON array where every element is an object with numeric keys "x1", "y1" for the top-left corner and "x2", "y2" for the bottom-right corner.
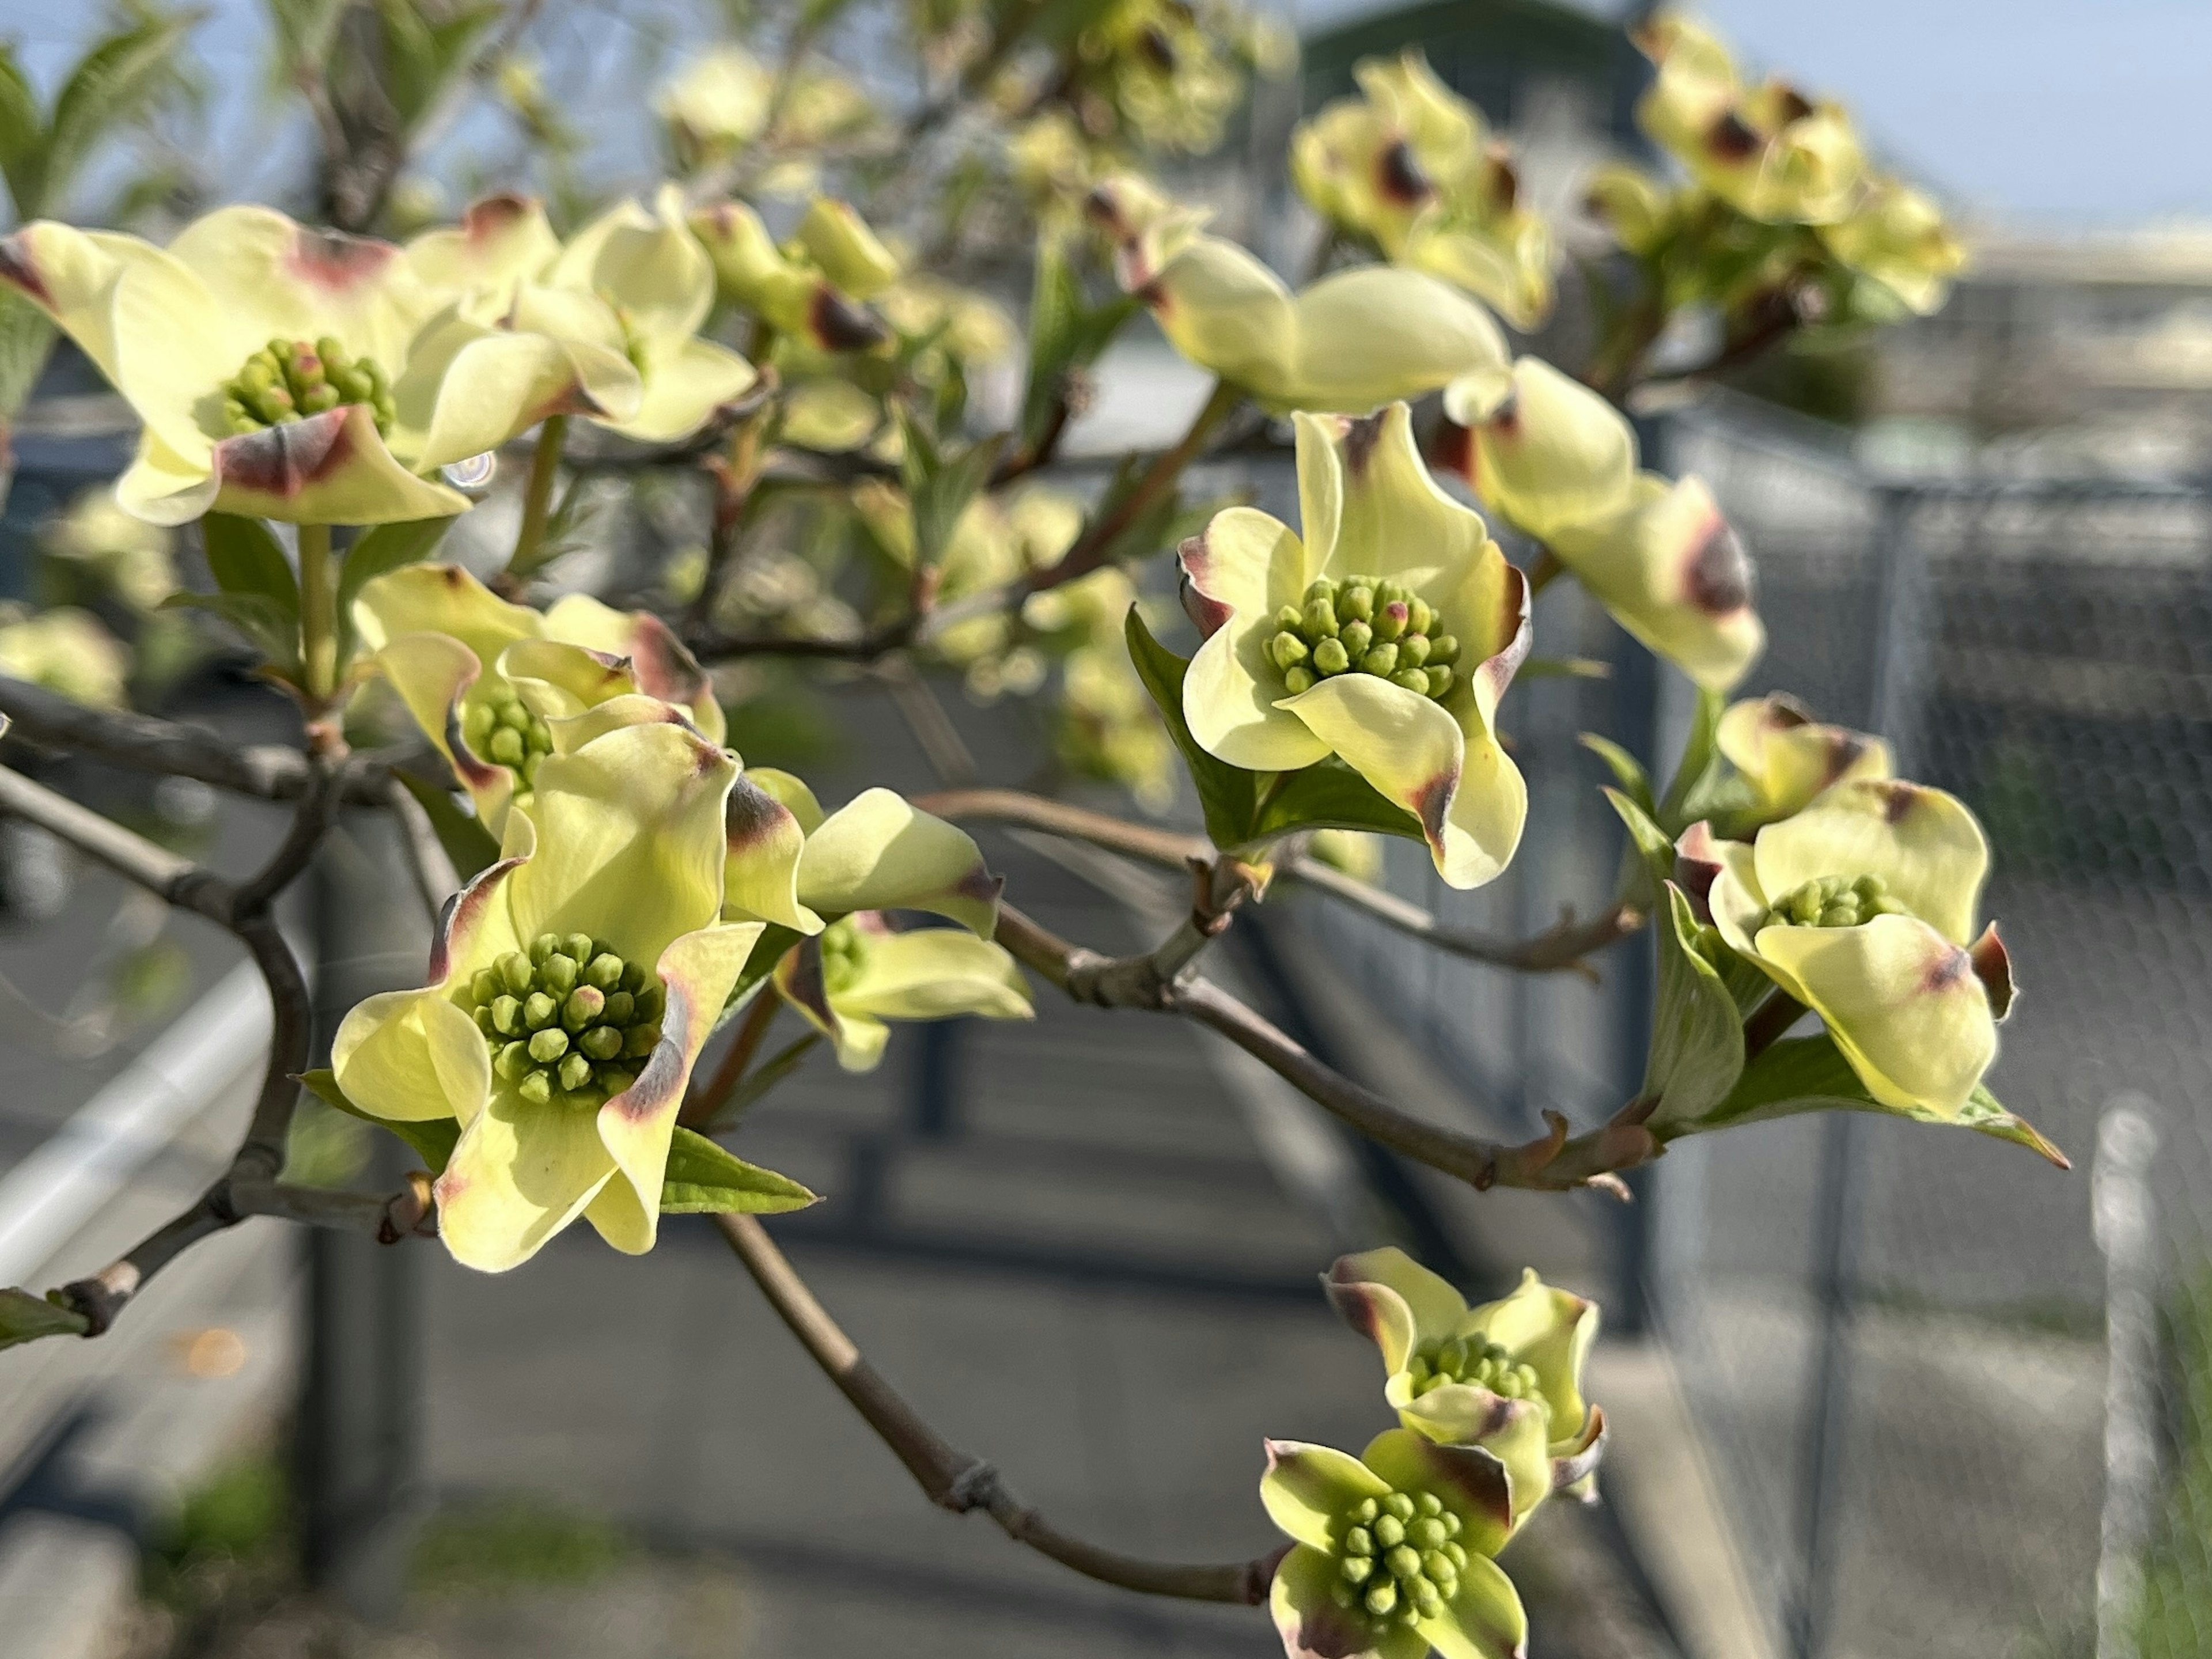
[
  {"x1": 1328, "y1": 1487, "x2": 1468, "y2": 1629},
  {"x1": 1406, "y1": 1335, "x2": 1544, "y2": 1403},
  {"x1": 1764, "y1": 872, "x2": 1914, "y2": 931},
  {"x1": 461, "y1": 680, "x2": 554, "y2": 791},
  {"x1": 1268, "y1": 574, "x2": 1460, "y2": 702},
  {"x1": 459, "y1": 931, "x2": 665, "y2": 1110},
  {"x1": 819, "y1": 915, "x2": 869, "y2": 997},
  {"x1": 219, "y1": 336, "x2": 396, "y2": 437}
]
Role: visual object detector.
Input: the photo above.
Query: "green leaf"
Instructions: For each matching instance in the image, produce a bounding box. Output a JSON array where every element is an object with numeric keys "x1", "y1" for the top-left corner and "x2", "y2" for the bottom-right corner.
[
  {"x1": 0, "y1": 46, "x2": 43, "y2": 223},
  {"x1": 161, "y1": 591, "x2": 304, "y2": 677},
  {"x1": 1018, "y1": 238, "x2": 1136, "y2": 454},
  {"x1": 1579, "y1": 733, "x2": 1653, "y2": 817},
  {"x1": 392, "y1": 770, "x2": 500, "y2": 881},
  {"x1": 699, "y1": 1032, "x2": 820, "y2": 1132},
  {"x1": 0, "y1": 1286, "x2": 89, "y2": 1350},
  {"x1": 1123, "y1": 605, "x2": 1260, "y2": 848},
  {"x1": 42, "y1": 13, "x2": 200, "y2": 219},
  {"x1": 299, "y1": 1067, "x2": 463, "y2": 1174},
  {"x1": 335, "y1": 517, "x2": 450, "y2": 671},
  {"x1": 1601, "y1": 785, "x2": 1675, "y2": 893},
  {"x1": 1694, "y1": 1035, "x2": 2069, "y2": 1165},
  {"x1": 202, "y1": 513, "x2": 301, "y2": 610},
  {"x1": 1658, "y1": 686, "x2": 1750, "y2": 832},
  {"x1": 1641, "y1": 883, "x2": 1746, "y2": 1133},
  {"x1": 896, "y1": 408, "x2": 1005, "y2": 569},
  {"x1": 660, "y1": 1126, "x2": 819, "y2": 1215},
  {"x1": 1254, "y1": 757, "x2": 1421, "y2": 842},
  {"x1": 0, "y1": 286, "x2": 55, "y2": 424}
]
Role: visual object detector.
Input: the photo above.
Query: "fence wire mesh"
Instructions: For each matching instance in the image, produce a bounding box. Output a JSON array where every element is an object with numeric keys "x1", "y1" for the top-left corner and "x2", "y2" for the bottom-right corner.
[{"x1": 1302, "y1": 393, "x2": 2212, "y2": 1659}]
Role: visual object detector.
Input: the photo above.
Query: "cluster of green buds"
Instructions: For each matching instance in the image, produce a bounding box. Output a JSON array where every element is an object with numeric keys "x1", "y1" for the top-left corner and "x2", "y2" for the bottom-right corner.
[
  {"x1": 817, "y1": 915, "x2": 868, "y2": 996},
  {"x1": 1267, "y1": 574, "x2": 1460, "y2": 700},
  {"x1": 459, "y1": 931, "x2": 665, "y2": 1109},
  {"x1": 1403, "y1": 1335, "x2": 1544, "y2": 1403},
  {"x1": 1327, "y1": 1488, "x2": 1471, "y2": 1627},
  {"x1": 219, "y1": 336, "x2": 396, "y2": 437},
  {"x1": 1764, "y1": 871, "x2": 1912, "y2": 930},
  {"x1": 461, "y1": 681, "x2": 555, "y2": 789}
]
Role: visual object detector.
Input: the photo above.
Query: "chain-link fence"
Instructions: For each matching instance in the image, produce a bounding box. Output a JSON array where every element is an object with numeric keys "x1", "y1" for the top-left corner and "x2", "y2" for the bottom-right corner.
[{"x1": 1301, "y1": 391, "x2": 2212, "y2": 1659}]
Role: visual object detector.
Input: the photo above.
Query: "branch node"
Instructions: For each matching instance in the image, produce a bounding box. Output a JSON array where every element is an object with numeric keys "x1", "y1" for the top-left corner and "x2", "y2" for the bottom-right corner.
[{"x1": 941, "y1": 1458, "x2": 1001, "y2": 1513}]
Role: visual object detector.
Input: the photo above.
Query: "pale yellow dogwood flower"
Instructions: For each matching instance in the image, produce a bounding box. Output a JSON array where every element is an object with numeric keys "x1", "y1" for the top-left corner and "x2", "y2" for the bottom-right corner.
[
  {"x1": 1179, "y1": 402, "x2": 1531, "y2": 888},
  {"x1": 1325, "y1": 1248, "x2": 1604, "y2": 1521},
  {"x1": 1086, "y1": 177, "x2": 1511, "y2": 415},
  {"x1": 0, "y1": 207, "x2": 619, "y2": 525},
  {"x1": 355, "y1": 563, "x2": 726, "y2": 836},
  {"x1": 1442, "y1": 357, "x2": 1763, "y2": 691},
  {"x1": 721, "y1": 771, "x2": 1031, "y2": 1072},
  {"x1": 331, "y1": 718, "x2": 770, "y2": 1271},
  {"x1": 1707, "y1": 779, "x2": 2014, "y2": 1116},
  {"x1": 1290, "y1": 51, "x2": 1554, "y2": 331}
]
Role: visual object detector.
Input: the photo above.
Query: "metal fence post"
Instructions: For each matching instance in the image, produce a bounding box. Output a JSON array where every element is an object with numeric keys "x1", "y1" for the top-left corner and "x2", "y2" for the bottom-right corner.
[
  {"x1": 1791, "y1": 483, "x2": 1925, "y2": 1657},
  {"x1": 2093, "y1": 1095, "x2": 2164, "y2": 1659},
  {"x1": 295, "y1": 814, "x2": 427, "y2": 1619}
]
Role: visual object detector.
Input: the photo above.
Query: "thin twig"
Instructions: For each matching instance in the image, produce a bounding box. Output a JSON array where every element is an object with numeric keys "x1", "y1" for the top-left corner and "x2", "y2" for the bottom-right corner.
[
  {"x1": 0, "y1": 673, "x2": 393, "y2": 802},
  {"x1": 387, "y1": 776, "x2": 461, "y2": 921},
  {"x1": 680, "y1": 988, "x2": 782, "y2": 1129},
  {"x1": 912, "y1": 786, "x2": 1645, "y2": 976},
  {"x1": 715, "y1": 1212, "x2": 1281, "y2": 1603},
  {"x1": 1282, "y1": 859, "x2": 1644, "y2": 979},
  {"x1": 0, "y1": 762, "x2": 403, "y2": 1332}
]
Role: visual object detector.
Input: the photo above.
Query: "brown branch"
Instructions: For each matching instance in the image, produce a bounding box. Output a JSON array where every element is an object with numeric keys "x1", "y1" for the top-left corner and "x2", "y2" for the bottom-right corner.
[
  {"x1": 0, "y1": 673, "x2": 396, "y2": 802},
  {"x1": 680, "y1": 988, "x2": 782, "y2": 1130},
  {"x1": 913, "y1": 788, "x2": 1209, "y2": 869},
  {"x1": 914, "y1": 787, "x2": 1643, "y2": 977},
  {"x1": 715, "y1": 1212, "x2": 1281, "y2": 1603},
  {"x1": 387, "y1": 775, "x2": 461, "y2": 922},
  {"x1": 1282, "y1": 859, "x2": 1645, "y2": 978},
  {"x1": 0, "y1": 761, "x2": 425, "y2": 1333}
]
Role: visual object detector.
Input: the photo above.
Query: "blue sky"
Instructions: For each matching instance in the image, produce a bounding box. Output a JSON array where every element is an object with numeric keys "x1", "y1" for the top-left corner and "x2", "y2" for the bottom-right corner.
[{"x1": 5, "y1": 0, "x2": 2205, "y2": 230}]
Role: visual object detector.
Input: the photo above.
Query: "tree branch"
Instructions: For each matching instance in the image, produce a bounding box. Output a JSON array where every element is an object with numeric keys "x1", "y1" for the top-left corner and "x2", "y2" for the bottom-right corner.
[
  {"x1": 0, "y1": 760, "x2": 428, "y2": 1333},
  {"x1": 1282, "y1": 859, "x2": 1645, "y2": 979},
  {"x1": 912, "y1": 787, "x2": 1646, "y2": 977},
  {"x1": 0, "y1": 673, "x2": 392, "y2": 802},
  {"x1": 715, "y1": 1212, "x2": 1281, "y2": 1604}
]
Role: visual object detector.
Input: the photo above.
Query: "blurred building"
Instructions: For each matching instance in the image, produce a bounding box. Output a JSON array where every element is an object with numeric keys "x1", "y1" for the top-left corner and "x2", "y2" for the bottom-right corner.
[{"x1": 1872, "y1": 229, "x2": 2212, "y2": 477}]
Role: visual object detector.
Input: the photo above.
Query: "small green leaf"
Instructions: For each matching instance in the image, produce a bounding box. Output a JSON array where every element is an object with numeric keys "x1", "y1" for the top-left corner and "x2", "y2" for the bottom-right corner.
[
  {"x1": 0, "y1": 286, "x2": 54, "y2": 423},
  {"x1": 1254, "y1": 758, "x2": 1421, "y2": 842},
  {"x1": 896, "y1": 408, "x2": 1006, "y2": 570},
  {"x1": 1019, "y1": 239, "x2": 1135, "y2": 454},
  {"x1": 335, "y1": 517, "x2": 450, "y2": 671},
  {"x1": 1601, "y1": 785, "x2": 1675, "y2": 893},
  {"x1": 0, "y1": 1286, "x2": 89, "y2": 1350},
  {"x1": 41, "y1": 13, "x2": 200, "y2": 220},
  {"x1": 392, "y1": 770, "x2": 500, "y2": 882},
  {"x1": 202, "y1": 513, "x2": 301, "y2": 609},
  {"x1": 1658, "y1": 686, "x2": 1751, "y2": 832},
  {"x1": 1641, "y1": 884, "x2": 1746, "y2": 1133},
  {"x1": 1694, "y1": 1035, "x2": 2068, "y2": 1164},
  {"x1": 0, "y1": 46, "x2": 41, "y2": 217},
  {"x1": 298, "y1": 1067, "x2": 463, "y2": 1175},
  {"x1": 1123, "y1": 606, "x2": 1260, "y2": 848},
  {"x1": 660, "y1": 1126, "x2": 818, "y2": 1215},
  {"x1": 1579, "y1": 733, "x2": 1653, "y2": 816},
  {"x1": 161, "y1": 590, "x2": 304, "y2": 677}
]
